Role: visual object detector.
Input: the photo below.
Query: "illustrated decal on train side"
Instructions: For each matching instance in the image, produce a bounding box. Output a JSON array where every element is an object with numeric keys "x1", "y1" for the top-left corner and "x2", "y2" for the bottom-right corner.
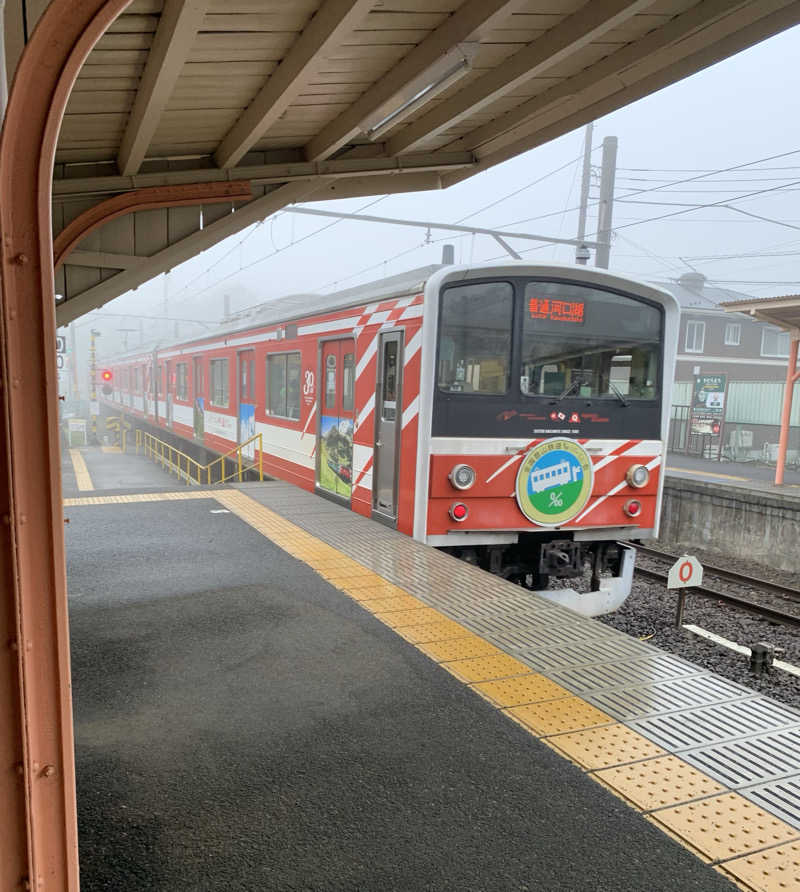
[{"x1": 515, "y1": 438, "x2": 594, "y2": 526}]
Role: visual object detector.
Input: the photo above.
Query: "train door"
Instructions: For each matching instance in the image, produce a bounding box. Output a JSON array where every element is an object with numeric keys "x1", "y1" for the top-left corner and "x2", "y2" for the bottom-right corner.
[
  {"x1": 317, "y1": 338, "x2": 355, "y2": 500},
  {"x1": 373, "y1": 331, "x2": 403, "y2": 522},
  {"x1": 237, "y1": 349, "x2": 256, "y2": 458},
  {"x1": 192, "y1": 356, "x2": 204, "y2": 439},
  {"x1": 165, "y1": 360, "x2": 173, "y2": 428}
]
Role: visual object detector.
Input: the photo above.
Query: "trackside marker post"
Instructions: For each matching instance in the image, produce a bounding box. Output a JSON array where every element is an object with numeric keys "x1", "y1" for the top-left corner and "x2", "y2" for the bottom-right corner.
[{"x1": 667, "y1": 555, "x2": 703, "y2": 628}]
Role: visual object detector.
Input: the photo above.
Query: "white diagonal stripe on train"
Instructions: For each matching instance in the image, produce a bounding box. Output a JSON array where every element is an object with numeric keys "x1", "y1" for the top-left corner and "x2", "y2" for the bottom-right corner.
[
  {"x1": 573, "y1": 456, "x2": 661, "y2": 524},
  {"x1": 402, "y1": 395, "x2": 419, "y2": 429},
  {"x1": 356, "y1": 393, "x2": 375, "y2": 430},
  {"x1": 300, "y1": 401, "x2": 317, "y2": 440},
  {"x1": 400, "y1": 305, "x2": 423, "y2": 320},
  {"x1": 485, "y1": 452, "x2": 524, "y2": 484},
  {"x1": 356, "y1": 334, "x2": 379, "y2": 379},
  {"x1": 404, "y1": 329, "x2": 422, "y2": 365}
]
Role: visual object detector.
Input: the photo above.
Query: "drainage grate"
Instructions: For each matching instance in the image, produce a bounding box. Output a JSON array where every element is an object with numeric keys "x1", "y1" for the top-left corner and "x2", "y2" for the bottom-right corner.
[
  {"x1": 744, "y1": 776, "x2": 800, "y2": 830},
  {"x1": 586, "y1": 674, "x2": 753, "y2": 721},
  {"x1": 682, "y1": 727, "x2": 800, "y2": 788},
  {"x1": 549, "y1": 654, "x2": 701, "y2": 694},
  {"x1": 630, "y1": 698, "x2": 800, "y2": 752}
]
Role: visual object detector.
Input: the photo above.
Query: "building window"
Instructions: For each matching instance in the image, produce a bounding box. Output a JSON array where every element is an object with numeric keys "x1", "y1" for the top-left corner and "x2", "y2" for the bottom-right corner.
[
  {"x1": 761, "y1": 327, "x2": 791, "y2": 358},
  {"x1": 176, "y1": 363, "x2": 188, "y2": 400},
  {"x1": 210, "y1": 358, "x2": 229, "y2": 407},
  {"x1": 724, "y1": 323, "x2": 741, "y2": 346},
  {"x1": 266, "y1": 352, "x2": 301, "y2": 420},
  {"x1": 685, "y1": 320, "x2": 705, "y2": 353}
]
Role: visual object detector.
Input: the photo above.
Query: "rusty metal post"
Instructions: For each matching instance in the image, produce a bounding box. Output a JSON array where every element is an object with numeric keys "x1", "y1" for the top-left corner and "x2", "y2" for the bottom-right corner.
[
  {"x1": 0, "y1": 3, "x2": 132, "y2": 888},
  {"x1": 775, "y1": 336, "x2": 800, "y2": 485}
]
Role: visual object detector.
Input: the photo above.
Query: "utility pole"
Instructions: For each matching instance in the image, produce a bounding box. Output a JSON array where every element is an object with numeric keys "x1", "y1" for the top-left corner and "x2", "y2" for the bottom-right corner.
[
  {"x1": 595, "y1": 135, "x2": 618, "y2": 270},
  {"x1": 575, "y1": 122, "x2": 593, "y2": 264},
  {"x1": 89, "y1": 329, "x2": 100, "y2": 444}
]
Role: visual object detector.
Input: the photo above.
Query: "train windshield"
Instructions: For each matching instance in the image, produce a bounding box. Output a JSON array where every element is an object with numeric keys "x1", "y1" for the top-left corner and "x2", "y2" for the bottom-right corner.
[
  {"x1": 434, "y1": 276, "x2": 664, "y2": 439},
  {"x1": 521, "y1": 282, "x2": 660, "y2": 400}
]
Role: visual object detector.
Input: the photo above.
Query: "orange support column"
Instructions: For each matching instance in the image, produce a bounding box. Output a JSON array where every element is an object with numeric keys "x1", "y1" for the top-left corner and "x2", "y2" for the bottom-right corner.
[
  {"x1": 0, "y1": 1, "x2": 132, "y2": 890},
  {"x1": 775, "y1": 335, "x2": 800, "y2": 485}
]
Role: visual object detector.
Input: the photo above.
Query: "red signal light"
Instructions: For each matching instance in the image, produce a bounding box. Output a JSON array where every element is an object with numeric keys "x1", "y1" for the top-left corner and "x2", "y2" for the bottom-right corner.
[{"x1": 101, "y1": 369, "x2": 112, "y2": 381}]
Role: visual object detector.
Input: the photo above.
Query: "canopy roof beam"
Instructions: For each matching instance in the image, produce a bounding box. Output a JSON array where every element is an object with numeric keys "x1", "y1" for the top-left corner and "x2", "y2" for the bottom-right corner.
[
  {"x1": 214, "y1": 0, "x2": 374, "y2": 170},
  {"x1": 303, "y1": 0, "x2": 521, "y2": 162},
  {"x1": 385, "y1": 0, "x2": 655, "y2": 157},
  {"x1": 117, "y1": 0, "x2": 209, "y2": 177}
]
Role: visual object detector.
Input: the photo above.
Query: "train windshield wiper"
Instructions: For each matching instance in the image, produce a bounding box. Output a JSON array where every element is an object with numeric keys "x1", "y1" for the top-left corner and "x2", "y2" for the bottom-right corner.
[
  {"x1": 609, "y1": 382, "x2": 629, "y2": 407},
  {"x1": 550, "y1": 379, "x2": 583, "y2": 404}
]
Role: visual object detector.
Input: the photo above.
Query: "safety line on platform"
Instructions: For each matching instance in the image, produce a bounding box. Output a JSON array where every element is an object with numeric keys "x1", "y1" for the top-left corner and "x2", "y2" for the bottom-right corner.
[
  {"x1": 68, "y1": 449, "x2": 95, "y2": 492},
  {"x1": 65, "y1": 486, "x2": 800, "y2": 888},
  {"x1": 64, "y1": 491, "x2": 215, "y2": 506},
  {"x1": 211, "y1": 489, "x2": 800, "y2": 891}
]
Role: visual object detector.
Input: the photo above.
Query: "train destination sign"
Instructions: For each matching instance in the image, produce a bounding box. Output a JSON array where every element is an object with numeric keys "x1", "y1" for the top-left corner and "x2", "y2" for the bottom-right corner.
[
  {"x1": 515, "y1": 437, "x2": 594, "y2": 526},
  {"x1": 528, "y1": 297, "x2": 585, "y2": 323}
]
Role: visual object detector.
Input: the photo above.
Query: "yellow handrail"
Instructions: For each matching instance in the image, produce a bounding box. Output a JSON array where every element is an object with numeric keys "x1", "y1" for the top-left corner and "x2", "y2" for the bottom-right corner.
[{"x1": 135, "y1": 429, "x2": 263, "y2": 485}]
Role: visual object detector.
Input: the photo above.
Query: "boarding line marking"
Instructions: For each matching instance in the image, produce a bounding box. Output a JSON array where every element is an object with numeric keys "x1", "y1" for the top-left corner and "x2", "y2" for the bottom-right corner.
[
  {"x1": 64, "y1": 491, "x2": 214, "y2": 506},
  {"x1": 666, "y1": 466, "x2": 749, "y2": 482},
  {"x1": 68, "y1": 449, "x2": 94, "y2": 492}
]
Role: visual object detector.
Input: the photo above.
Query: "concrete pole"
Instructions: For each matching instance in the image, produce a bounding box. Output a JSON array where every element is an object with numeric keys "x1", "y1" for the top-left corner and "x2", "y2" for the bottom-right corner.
[
  {"x1": 595, "y1": 135, "x2": 618, "y2": 270},
  {"x1": 775, "y1": 336, "x2": 800, "y2": 485},
  {"x1": 575, "y1": 122, "x2": 593, "y2": 265}
]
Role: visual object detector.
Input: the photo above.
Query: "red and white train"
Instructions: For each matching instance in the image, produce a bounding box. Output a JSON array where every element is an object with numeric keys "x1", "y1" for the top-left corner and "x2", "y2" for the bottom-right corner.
[{"x1": 103, "y1": 261, "x2": 679, "y2": 615}]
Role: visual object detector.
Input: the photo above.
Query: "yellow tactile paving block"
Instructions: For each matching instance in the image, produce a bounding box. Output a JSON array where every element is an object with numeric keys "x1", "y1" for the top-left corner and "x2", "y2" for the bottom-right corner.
[
  {"x1": 471, "y1": 674, "x2": 571, "y2": 708},
  {"x1": 332, "y1": 574, "x2": 393, "y2": 592},
  {"x1": 443, "y1": 654, "x2": 532, "y2": 684},
  {"x1": 417, "y1": 637, "x2": 503, "y2": 663},
  {"x1": 69, "y1": 448, "x2": 94, "y2": 491},
  {"x1": 64, "y1": 490, "x2": 214, "y2": 506},
  {"x1": 547, "y1": 723, "x2": 666, "y2": 771},
  {"x1": 374, "y1": 607, "x2": 446, "y2": 628},
  {"x1": 395, "y1": 619, "x2": 472, "y2": 644},
  {"x1": 595, "y1": 756, "x2": 726, "y2": 812},
  {"x1": 318, "y1": 565, "x2": 380, "y2": 580},
  {"x1": 506, "y1": 696, "x2": 614, "y2": 737},
  {"x1": 651, "y1": 793, "x2": 800, "y2": 863},
  {"x1": 347, "y1": 583, "x2": 410, "y2": 602},
  {"x1": 722, "y1": 839, "x2": 800, "y2": 892},
  {"x1": 358, "y1": 594, "x2": 427, "y2": 613}
]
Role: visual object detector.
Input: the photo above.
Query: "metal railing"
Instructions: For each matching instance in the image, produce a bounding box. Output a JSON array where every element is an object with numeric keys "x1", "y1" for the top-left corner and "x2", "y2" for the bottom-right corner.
[{"x1": 135, "y1": 430, "x2": 263, "y2": 485}]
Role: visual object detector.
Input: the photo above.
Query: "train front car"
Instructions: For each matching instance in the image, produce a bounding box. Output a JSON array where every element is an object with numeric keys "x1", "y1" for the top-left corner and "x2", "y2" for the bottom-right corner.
[{"x1": 415, "y1": 264, "x2": 679, "y2": 616}]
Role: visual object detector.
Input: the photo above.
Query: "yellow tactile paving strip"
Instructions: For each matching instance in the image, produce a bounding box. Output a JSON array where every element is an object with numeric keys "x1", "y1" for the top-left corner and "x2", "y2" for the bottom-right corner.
[
  {"x1": 68, "y1": 449, "x2": 94, "y2": 492},
  {"x1": 69, "y1": 487, "x2": 800, "y2": 889}
]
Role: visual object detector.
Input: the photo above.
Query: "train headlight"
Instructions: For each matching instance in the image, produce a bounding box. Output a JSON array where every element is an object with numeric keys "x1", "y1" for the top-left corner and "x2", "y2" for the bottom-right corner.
[
  {"x1": 449, "y1": 463, "x2": 476, "y2": 490},
  {"x1": 625, "y1": 464, "x2": 650, "y2": 488},
  {"x1": 623, "y1": 499, "x2": 642, "y2": 518},
  {"x1": 449, "y1": 502, "x2": 469, "y2": 522}
]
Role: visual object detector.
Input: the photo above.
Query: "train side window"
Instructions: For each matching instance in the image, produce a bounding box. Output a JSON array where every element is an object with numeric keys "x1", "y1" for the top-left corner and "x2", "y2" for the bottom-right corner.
[
  {"x1": 176, "y1": 363, "x2": 188, "y2": 400},
  {"x1": 438, "y1": 282, "x2": 513, "y2": 394},
  {"x1": 209, "y1": 358, "x2": 229, "y2": 407},
  {"x1": 342, "y1": 352, "x2": 354, "y2": 412},
  {"x1": 267, "y1": 352, "x2": 301, "y2": 420}
]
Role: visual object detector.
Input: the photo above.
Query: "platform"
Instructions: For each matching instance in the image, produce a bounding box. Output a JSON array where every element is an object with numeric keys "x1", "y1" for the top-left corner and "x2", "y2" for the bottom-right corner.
[
  {"x1": 63, "y1": 456, "x2": 800, "y2": 890},
  {"x1": 666, "y1": 452, "x2": 800, "y2": 495}
]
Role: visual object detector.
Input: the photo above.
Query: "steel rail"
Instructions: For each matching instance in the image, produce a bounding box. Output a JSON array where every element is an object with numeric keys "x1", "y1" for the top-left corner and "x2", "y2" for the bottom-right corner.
[
  {"x1": 634, "y1": 565, "x2": 800, "y2": 628},
  {"x1": 635, "y1": 544, "x2": 800, "y2": 605}
]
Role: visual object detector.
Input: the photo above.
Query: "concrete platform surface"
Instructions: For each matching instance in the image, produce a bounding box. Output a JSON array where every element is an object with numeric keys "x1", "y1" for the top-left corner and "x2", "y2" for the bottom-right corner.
[
  {"x1": 667, "y1": 452, "x2": 800, "y2": 496},
  {"x1": 66, "y1": 494, "x2": 740, "y2": 892}
]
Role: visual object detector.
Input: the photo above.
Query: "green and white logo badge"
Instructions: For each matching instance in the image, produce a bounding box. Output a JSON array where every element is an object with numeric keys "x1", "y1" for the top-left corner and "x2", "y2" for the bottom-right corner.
[{"x1": 515, "y1": 438, "x2": 594, "y2": 526}]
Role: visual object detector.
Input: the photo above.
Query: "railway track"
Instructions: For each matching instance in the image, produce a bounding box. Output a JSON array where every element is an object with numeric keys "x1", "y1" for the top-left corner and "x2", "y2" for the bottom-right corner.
[{"x1": 633, "y1": 546, "x2": 800, "y2": 628}]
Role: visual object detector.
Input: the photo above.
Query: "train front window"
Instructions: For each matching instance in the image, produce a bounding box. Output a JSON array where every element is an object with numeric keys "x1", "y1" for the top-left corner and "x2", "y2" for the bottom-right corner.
[
  {"x1": 521, "y1": 283, "x2": 661, "y2": 400},
  {"x1": 438, "y1": 281, "x2": 513, "y2": 394}
]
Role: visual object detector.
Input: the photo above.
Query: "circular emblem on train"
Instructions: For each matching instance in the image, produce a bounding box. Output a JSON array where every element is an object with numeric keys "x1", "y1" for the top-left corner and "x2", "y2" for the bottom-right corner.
[{"x1": 515, "y1": 438, "x2": 593, "y2": 526}]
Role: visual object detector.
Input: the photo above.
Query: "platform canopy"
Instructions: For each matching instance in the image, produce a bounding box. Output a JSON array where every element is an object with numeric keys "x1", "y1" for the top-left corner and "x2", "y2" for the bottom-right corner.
[
  {"x1": 721, "y1": 295, "x2": 800, "y2": 485},
  {"x1": 4, "y1": 0, "x2": 800, "y2": 326},
  {"x1": 721, "y1": 294, "x2": 800, "y2": 333}
]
